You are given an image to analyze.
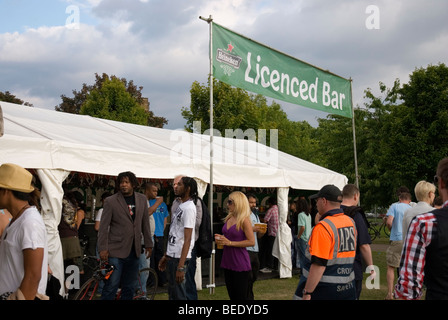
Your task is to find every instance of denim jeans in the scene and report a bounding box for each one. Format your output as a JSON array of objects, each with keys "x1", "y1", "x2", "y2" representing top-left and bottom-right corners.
[
  {"x1": 297, "y1": 238, "x2": 307, "y2": 270},
  {"x1": 185, "y1": 247, "x2": 197, "y2": 300},
  {"x1": 101, "y1": 250, "x2": 140, "y2": 300},
  {"x1": 166, "y1": 257, "x2": 189, "y2": 300},
  {"x1": 136, "y1": 253, "x2": 150, "y2": 294},
  {"x1": 291, "y1": 237, "x2": 300, "y2": 268}
]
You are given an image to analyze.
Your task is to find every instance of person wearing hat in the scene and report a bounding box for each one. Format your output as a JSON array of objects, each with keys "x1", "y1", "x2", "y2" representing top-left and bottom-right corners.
[
  {"x1": 293, "y1": 184, "x2": 357, "y2": 300},
  {"x1": 0, "y1": 163, "x2": 48, "y2": 300}
]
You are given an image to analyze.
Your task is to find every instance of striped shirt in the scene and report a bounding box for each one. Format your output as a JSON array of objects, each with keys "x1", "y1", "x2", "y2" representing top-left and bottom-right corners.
[
  {"x1": 394, "y1": 202, "x2": 446, "y2": 299},
  {"x1": 264, "y1": 205, "x2": 279, "y2": 236}
]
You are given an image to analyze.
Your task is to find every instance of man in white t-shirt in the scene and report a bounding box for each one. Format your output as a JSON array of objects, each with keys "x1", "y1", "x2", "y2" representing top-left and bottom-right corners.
[
  {"x1": 0, "y1": 163, "x2": 48, "y2": 300},
  {"x1": 159, "y1": 176, "x2": 197, "y2": 300}
]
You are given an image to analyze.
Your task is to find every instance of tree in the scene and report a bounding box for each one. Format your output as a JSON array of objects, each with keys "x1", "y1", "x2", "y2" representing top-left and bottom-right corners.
[
  {"x1": 0, "y1": 91, "x2": 33, "y2": 106},
  {"x1": 357, "y1": 79, "x2": 404, "y2": 208},
  {"x1": 80, "y1": 76, "x2": 148, "y2": 125},
  {"x1": 399, "y1": 63, "x2": 448, "y2": 176},
  {"x1": 55, "y1": 73, "x2": 167, "y2": 127},
  {"x1": 376, "y1": 64, "x2": 448, "y2": 194},
  {"x1": 181, "y1": 79, "x2": 318, "y2": 162},
  {"x1": 317, "y1": 63, "x2": 448, "y2": 210}
]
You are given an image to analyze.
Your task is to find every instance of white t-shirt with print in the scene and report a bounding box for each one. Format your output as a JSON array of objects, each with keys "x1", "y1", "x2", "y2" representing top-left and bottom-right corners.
[
  {"x1": 166, "y1": 199, "x2": 196, "y2": 259},
  {"x1": 0, "y1": 207, "x2": 48, "y2": 295}
]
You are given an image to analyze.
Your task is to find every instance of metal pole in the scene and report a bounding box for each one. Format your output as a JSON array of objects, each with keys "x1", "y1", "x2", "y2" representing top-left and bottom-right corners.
[
  {"x1": 199, "y1": 14, "x2": 215, "y2": 295},
  {"x1": 350, "y1": 79, "x2": 360, "y2": 190},
  {"x1": 0, "y1": 104, "x2": 4, "y2": 137}
]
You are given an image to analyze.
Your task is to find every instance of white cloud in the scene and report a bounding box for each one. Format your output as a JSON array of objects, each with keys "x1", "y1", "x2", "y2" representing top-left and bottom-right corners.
[{"x1": 0, "y1": 0, "x2": 447, "y2": 129}]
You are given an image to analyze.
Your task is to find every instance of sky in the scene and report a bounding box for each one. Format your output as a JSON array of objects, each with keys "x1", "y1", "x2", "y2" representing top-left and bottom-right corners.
[{"x1": 0, "y1": 0, "x2": 447, "y2": 129}]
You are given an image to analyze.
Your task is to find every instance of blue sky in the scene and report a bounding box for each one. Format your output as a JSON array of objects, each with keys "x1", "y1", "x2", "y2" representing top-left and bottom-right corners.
[
  {"x1": 0, "y1": 0, "x2": 96, "y2": 32},
  {"x1": 0, "y1": 1, "x2": 61, "y2": 32},
  {"x1": 1, "y1": 0, "x2": 447, "y2": 129}
]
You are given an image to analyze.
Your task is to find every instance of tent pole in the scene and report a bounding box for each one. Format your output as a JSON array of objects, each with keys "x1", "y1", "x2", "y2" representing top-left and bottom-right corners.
[
  {"x1": 208, "y1": 15, "x2": 215, "y2": 296},
  {"x1": 200, "y1": 14, "x2": 215, "y2": 295},
  {"x1": 0, "y1": 104, "x2": 4, "y2": 137}
]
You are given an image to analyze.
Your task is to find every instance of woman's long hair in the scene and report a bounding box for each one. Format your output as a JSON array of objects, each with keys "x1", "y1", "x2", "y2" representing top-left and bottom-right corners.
[
  {"x1": 296, "y1": 198, "x2": 310, "y2": 216},
  {"x1": 12, "y1": 188, "x2": 41, "y2": 211},
  {"x1": 224, "y1": 191, "x2": 251, "y2": 231}
]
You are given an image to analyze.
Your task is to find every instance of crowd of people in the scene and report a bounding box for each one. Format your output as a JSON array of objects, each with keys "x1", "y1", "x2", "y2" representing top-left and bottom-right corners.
[{"x1": 1, "y1": 157, "x2": 448, "y2": 300}]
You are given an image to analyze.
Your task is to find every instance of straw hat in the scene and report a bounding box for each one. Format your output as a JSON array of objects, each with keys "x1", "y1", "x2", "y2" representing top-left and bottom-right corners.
[{"x1": 0, "y1": 163, "x2": 34, "y2": 193}]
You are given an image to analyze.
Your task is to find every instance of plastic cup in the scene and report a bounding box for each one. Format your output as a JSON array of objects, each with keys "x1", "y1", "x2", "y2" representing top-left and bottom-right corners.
[
  {"x1": 215, "y1": 234, "x2": 224, "y2": 249},
  {"x1": 255, "y1": 223, "x2": 267, "y2": 233}
]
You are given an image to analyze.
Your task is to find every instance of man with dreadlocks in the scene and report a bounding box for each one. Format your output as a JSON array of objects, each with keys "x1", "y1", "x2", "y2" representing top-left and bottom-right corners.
[{"x1": 159, "y1": 176, "x2": 197, "y2": 300}]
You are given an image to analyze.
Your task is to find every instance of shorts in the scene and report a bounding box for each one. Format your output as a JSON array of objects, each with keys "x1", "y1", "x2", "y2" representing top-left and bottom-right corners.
[{"x1": 386, "y1": 240, "x2": 403, "y2": 268}]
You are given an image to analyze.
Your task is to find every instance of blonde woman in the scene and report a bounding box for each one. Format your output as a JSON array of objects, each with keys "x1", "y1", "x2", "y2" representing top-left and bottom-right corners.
[
  {"x1": 402, "y1": 180, "x2": 436, "y2": 238},
  {"x1": 215, "y1": 191, "x2": 255, "y2": 300}
]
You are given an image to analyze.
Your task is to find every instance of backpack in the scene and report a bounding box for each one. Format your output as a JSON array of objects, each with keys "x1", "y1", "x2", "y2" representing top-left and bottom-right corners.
[
  {"x1": 195, "y1": 198, "x2": 213, "y2": 259},
  {"x1": 343, "y1": 205, "x2": 370, "y2": 228}
]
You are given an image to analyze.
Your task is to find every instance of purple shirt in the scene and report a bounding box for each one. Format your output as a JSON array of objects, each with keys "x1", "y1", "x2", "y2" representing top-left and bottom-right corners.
[{"x1": 220, "y1": 223, "x2": 251, "y2": 272}]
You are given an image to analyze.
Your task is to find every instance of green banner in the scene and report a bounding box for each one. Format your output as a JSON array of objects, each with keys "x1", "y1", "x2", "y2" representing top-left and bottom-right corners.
[{"x1": 212, "y1": 23, "x2": 352, "y2": 118}]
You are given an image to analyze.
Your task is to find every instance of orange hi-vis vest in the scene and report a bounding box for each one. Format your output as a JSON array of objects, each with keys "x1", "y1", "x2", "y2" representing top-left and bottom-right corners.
[{"x1": 303, "y1": 211, "x2": 357, "y2": 285}]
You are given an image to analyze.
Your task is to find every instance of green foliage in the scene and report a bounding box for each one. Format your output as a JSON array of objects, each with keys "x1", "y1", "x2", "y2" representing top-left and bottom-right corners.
[
  {"x1": 321, "y1": 63, "x2": 448, "y2": 209},
  {"x1": 80, "y1": 76, "x2": 148, "y2": 125},
  {"x1": 0, "y1": 91, "x2": 33, "y2": 106},
  {"x1": 56, "y1": 73, "x2": 168, "y2": 127},
  {"x1": 181, "y1": 79, "x2": 319, "y2": 162}
]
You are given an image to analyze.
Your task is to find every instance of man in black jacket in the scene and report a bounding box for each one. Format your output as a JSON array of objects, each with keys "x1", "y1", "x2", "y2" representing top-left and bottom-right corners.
[{"x1": 341, "y1": 184, "x2": 375, "y2": 299}]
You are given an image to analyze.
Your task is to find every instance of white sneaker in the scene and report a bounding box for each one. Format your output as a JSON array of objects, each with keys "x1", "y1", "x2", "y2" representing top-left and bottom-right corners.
[{"x1": 260, "y1": 267, "x2": 272, "y2": 273}]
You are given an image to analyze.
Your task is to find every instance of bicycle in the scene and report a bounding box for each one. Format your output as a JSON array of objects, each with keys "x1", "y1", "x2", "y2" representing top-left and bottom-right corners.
[
  {"x1": 117, "y1": 267, "x2": 159, "y2": 300},
  {"x1": 73, "y1": 259, "x2": 158, "y2": 300},
  {"x1": 368, "y1": 214, "x2": 390, "y2": 241},
  {"x1": 73, "y1": 259, "x2": 114, "y2": 300}
]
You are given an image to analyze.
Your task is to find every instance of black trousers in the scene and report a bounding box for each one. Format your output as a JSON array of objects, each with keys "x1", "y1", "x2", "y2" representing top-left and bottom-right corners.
[
  {"x1": 248, "y1": 251, "x2": 260, "y2": 299},
  {"x1": 224, "y1": 268, "x2": 252, "y2": 300},
  {"x1": 150, "y1": 236, "x2": 167, "y2": 285},
  {"x1": 260, "y1": 234, "x2": 276, "y2": 269}
]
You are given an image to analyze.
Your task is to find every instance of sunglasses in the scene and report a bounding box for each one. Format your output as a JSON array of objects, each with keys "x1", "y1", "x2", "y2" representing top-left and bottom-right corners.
[{"x1": 227, "y1": 199, "x2": 234, "y2": 205}]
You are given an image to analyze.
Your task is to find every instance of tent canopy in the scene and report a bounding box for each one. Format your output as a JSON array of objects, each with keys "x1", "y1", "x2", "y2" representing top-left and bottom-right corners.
[
  {"x1": 0, "y1": 101, "x2": 347, "y2": 189},
  {"x1": 0, "y1": 101, "x2": 348, "y2": 287}
]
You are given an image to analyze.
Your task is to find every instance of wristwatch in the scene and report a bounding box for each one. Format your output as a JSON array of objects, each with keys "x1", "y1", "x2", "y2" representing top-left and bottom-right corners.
[
  {"x1": 177, "y1": 266, "x2": 186, "y2": 272},
  {"x1": 303, "y1": 289, "x2": 313, "y2": 296}
]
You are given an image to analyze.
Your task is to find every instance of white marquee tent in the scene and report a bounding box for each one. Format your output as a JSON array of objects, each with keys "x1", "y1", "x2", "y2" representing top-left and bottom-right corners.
[{"x1": 0, "y1": 101, "x2": 347, "y2": 296}]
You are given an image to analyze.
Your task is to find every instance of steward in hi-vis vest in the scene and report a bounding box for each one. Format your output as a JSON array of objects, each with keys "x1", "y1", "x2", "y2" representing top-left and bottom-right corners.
[{"x1": 294, "y1": 185, "x2": 357, "y2": 300}]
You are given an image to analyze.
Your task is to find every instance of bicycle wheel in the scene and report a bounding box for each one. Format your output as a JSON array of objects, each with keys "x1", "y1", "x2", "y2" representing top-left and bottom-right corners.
[
  {"x1": 368, "y1": 225, "x2": 378, "y2": 241},
  {"x1": 135, "y1": 267, "x2": 158, "y2": 300},
  {"x1": 73, "y1": 277, "x2": 100, "y2": 300},
  {"x1": 382, "y1": 223, "x2": 390, "y2": 237}
]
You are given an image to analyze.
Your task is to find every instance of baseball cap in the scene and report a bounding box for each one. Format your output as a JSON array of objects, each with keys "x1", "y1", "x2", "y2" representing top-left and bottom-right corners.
[{"x1": 309, "y1": 184, "x2": 342, "y2": 202}]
